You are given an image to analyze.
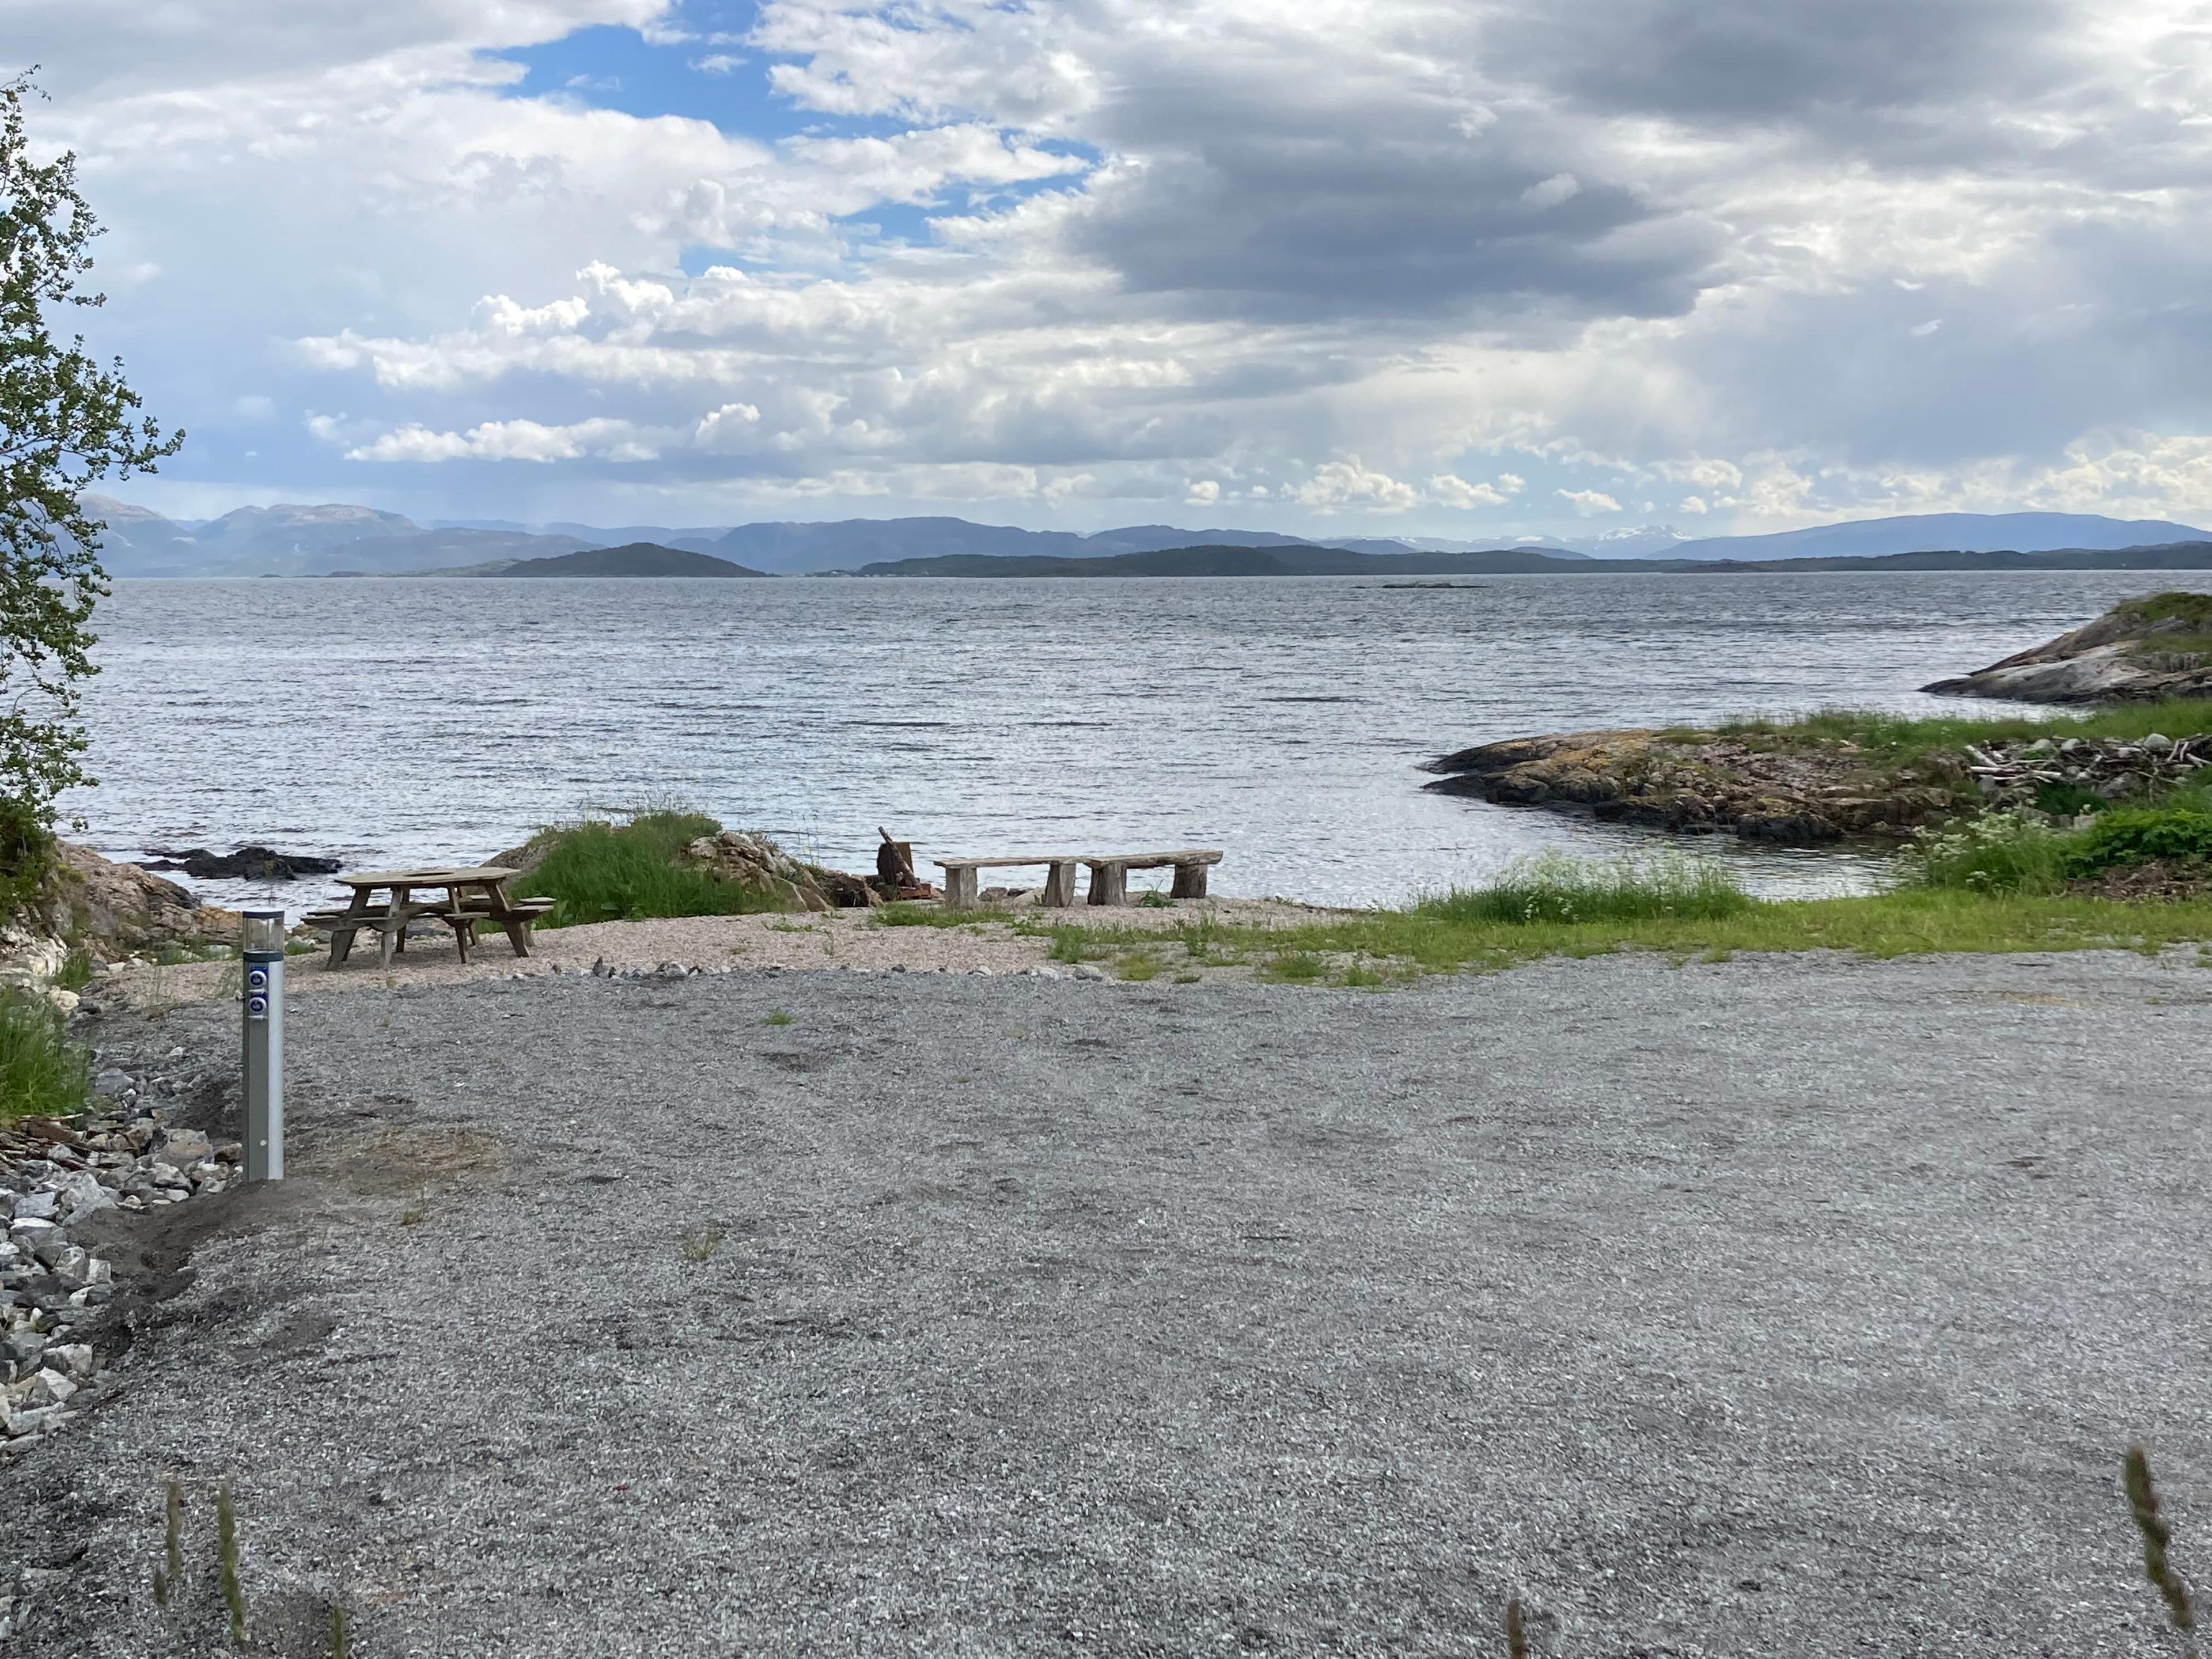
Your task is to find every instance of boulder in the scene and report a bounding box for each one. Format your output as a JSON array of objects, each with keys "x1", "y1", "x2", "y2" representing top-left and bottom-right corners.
[
  {"x1": 678, "y1": 832, "x2": 879, "y2": 910},
  {"x1": 35, "y1": 842, "x2": 240, "y2": 955}
]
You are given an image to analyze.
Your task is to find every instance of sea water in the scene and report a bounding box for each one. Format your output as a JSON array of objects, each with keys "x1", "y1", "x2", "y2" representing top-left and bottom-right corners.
[{"x1": 75, "y1": 570, "x2": 2212, "y2": 911}]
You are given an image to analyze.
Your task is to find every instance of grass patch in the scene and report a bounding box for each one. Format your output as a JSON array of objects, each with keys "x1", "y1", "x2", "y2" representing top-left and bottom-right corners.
[
  {"x1": 764, "y1": 1008, "x2": 793, "y2": 1027},
  {"x1": 1712, "y1": 699, "x2": 2212, "y2": 764},
  {"x1": 1042, "y1": 884, "x2": 2212, "y2": 981},
  {"x1": 1420, "y1": 850, "x2": 1751, "y2": 925},
  {"x1": 55, "y1": 949, "x2": 92, "y2": 990},
  {"x1": 0, "y1": 990, "x2": 91, "y2": 1120},
  {"x1": 514, "y1": 811, "x2": 787, "y2": 927},
  {"x1": 1113, "y1": 950, "x2": 1163, "y2": 981},
  {"x1": 2115, "y1": 591, "x2": 2212, "y2": 631}
]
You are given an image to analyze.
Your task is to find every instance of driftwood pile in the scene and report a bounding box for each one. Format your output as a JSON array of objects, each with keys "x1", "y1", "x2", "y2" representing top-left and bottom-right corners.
[{"x1": 1963, "y1": 732, "x2": 2212, "y2": 807}]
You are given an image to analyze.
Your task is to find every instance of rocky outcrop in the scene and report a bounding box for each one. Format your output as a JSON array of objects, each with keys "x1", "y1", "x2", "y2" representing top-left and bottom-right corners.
[
  {"x1": 1423, "y1": 729, "x2": 1969, "y2": 844},
  {"x1": 1925, "y1": 592, "x2": 2212, "y2": 703},
  {"x1": 141, "y1": 845, "x2": 339, "y2": 880},
  {"x1": 679, "y1": 831, "x2": 880, "y2": 910},
  {"x1": 30, "y1": 844, "x2": 240, "y2": 959}
]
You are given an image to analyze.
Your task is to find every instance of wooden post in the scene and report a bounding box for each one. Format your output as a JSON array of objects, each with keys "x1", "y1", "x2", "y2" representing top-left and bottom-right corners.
[
  {"x1": 1043, "y1": 861, "x2": 1076, "y2": 907},
  {"x1": 1171, "y1": 860, "x2": 1210, "y2": 899},
  {"x1": 1087, "y1": 862, "x2": 1128, "y2": 906},
  {"x1": 944, "y1": 865, "x2": 979, "y2": 910}
]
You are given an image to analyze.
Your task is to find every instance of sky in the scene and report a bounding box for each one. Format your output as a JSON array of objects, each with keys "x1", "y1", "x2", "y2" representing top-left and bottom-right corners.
[{"x1": 12, "y1": 0, "x2": 2212, "y2": 538}]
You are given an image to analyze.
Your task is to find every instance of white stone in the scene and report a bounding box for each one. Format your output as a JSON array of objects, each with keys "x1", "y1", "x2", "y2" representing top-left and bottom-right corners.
[
  {"x1": 46, "y1": 1171, "x2": 115, "y2": 1225},
  {"x1": 45, "y1": 1343, "x2": 92, "y2": 1381}
]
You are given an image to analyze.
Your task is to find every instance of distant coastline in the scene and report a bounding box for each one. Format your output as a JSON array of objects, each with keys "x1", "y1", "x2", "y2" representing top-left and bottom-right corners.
[{"x1": 851, "y1": 539, "x2": 2212, "y2": 579}]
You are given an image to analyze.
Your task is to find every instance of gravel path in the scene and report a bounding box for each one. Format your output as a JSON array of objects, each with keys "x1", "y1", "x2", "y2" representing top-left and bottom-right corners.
[
  {"x1": 11, "y1": 949, "x2": 2212, "y2": 1655},
  {"x1": 99, "y1": 896, "x2": 1337, "y2": 1010}
]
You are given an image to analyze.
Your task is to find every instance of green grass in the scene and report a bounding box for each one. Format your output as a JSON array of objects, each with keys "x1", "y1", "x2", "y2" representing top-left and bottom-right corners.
[
  {"x1": 1711, "y1": 699, "x2": 2212, "y2": 764},
  {"x1": 55, "y1": 948, "x2": 92, "y2": 990},
  {"x1": 764, "y1": 1008, "x2": 793, "y2": 1027},
  {"x1": 2115, "y1": 590, "x2": 2212, "y2": 630},
  {"x1": 1418, "y1": 850, "x2": 1751, "y2": 925},
  {"x1": 513, "y1": 811, "x2": 789, "y2": 927},
  {"x1": 0, "y1": 989, "x2": 92, "y2": 1121},
  {"x1": 1044, "y1": 886, "x2": 2212, "y2": 979},
  {"x1": 1113, "y1": 950, "x2": 1163, "y2": 981}
]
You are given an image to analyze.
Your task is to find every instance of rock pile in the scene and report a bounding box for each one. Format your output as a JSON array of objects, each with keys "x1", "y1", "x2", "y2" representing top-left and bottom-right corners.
[
  {"x1": 0, "y1": 1067, "x2": 236, "y2": 1445},
  {"x1": 1962, "y1": 732, "x2": 2212, "y2": 806},
  {"x1": 679, "y1": 832, "x2": 879, "y2": 910}
]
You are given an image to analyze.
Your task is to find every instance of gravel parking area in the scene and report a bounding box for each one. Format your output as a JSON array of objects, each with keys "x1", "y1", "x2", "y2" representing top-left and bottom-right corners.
[{"x1": 9, "y1": 949, "x2": 2212, "y2": 1655}]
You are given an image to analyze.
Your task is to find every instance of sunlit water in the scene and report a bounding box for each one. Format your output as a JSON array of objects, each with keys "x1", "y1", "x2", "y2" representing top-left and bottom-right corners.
[{"x1": 73, "y1": 571, "x2": 2212, "y2": 913}]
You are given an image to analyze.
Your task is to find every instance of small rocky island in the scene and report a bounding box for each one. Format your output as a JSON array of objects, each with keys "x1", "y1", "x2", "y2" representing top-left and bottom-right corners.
[
  {"x1": 1924, "y1": 590, "x2": 2212, "y2": 702},
  {"x1": 1426, "y1": 592, "x2": 2212, "y2": 845}
]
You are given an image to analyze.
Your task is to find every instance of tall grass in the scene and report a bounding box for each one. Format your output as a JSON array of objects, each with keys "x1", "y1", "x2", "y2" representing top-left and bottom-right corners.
[
  {"x1": 1419, "y1": 851, "x2": 1752, "y2": 925},
  {"x1": 513, "y1": 811, "x2": 786, "y2": 927},
  {"x1": 1713, "y1": 700, "x2": 2212, "y2": 763},
  {"x1": 0, "y1": 988, "x2": 90, "y2": 1121}
]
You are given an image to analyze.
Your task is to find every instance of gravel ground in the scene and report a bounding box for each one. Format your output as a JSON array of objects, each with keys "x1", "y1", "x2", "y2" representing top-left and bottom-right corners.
[
  {"x1": 10, "y1": 949, "x2": 2212, "y2": 1656},
  {"x1": 100, "y1": 896, "x2": 1336, "y2": 1010}
]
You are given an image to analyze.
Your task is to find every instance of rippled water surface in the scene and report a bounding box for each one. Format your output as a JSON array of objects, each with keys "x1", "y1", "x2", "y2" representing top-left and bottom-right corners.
[{"x1": 74, "y1": 571, "x2": 2212, "y2": 910}]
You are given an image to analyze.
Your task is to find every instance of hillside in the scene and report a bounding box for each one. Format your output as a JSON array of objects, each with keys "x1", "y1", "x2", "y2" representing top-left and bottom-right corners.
[
  {"x1": 470, "y1": 543, "x2": 767, "y2": 578},
  {"x1": 1660, "y1": 510, "x2": 2209, "y2": 563}
]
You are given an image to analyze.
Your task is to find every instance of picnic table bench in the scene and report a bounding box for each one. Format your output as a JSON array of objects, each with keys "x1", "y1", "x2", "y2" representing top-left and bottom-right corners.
[
  {"x1": 934, "y1": 849, "x2": 1223, "y2": 911},
  {"x1": 306, "y1": 866, "x2": 555, "y2": 968}
]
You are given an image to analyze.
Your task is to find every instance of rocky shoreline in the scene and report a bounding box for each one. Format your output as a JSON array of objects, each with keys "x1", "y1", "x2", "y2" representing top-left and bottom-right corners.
[
  {"x1": 1422, "y1": 728, "x2": 1969, "y2": 843},
  {"x1": 1926, "y1": 590, "x2": 2212, "y2": 703}
]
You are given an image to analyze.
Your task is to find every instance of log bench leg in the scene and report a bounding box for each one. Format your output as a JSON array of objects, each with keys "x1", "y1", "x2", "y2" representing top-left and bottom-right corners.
[
  {"x1": 944, "y1": 868, "x2": 979, "y2": 910},
  {"x1": 1171, "y1": 861, "x2": 1210, "y2": 900},
  {"x1": 1043, "y1": 861, "x2": 1076, "y2": 908},
  {"x1": 328, "y1": 926, "x2": 357, "y2": 967},
  {"x1": 1087, "y1": 862, "x2": 1128, "y2": 907},
  {"x1": 502, "y1": 919, "x2": 533, "y2": 958},
  {"x1": 449, "y1": 919, "x2": 474, "y2": 966}
]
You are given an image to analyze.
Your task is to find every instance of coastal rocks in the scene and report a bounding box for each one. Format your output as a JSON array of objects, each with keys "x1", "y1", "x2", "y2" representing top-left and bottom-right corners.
[
  {"x1": 1423, "y1": 729, "x2": 1968, "y2": 846},
  {"x1": 1925, "y1": 592, "x2": 2212, "y2": 703},
  {"x1": 678, "y1": 832, "x2": 880, "y2": 910},
  {"x1": 141, "y1": 845, "x2": 341, "y2": 881},
  {"x1": 24, "y1": 843, "x2": 240, "y2": 960},
  {"x1": 0, "y1": 1077, "x2": 241, "y2": 1446}
]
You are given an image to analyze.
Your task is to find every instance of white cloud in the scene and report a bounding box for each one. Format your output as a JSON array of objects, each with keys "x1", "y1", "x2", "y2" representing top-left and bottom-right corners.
[
  {"x1": 1428, "y1": 473, "x2": 1512, "y2": 509},
  {"x1": 1558, "y1": 488, "x2": 1623, "y2": 514},
  {"x1": 691, "y1": 54, "x2": 745, "y2": 75},
  {"x1": 1184, "y1": 479, "x2": 1221, "y2": 505},
  {"x1": 342, "y1": 417, "x2": 658, "y2": 463},
  {"x1": 1679, "y1": 494, "x2": 1709, "y2": 514},
  {"x1": 1910, "y1": 320, "x2": 1943, "y2": 338},
  {"x1": 1520, "y1": 172, "x2": 1581, "y2": 209},
  {"x1": 1292, "y1": 459, "x2": 1421, "y2": 513}
]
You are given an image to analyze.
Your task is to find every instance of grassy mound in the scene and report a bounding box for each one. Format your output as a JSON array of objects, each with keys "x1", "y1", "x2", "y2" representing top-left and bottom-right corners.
[
  {"x1": 0, "y1": 989, "x2": 90, "y2": 1122},
  {"x1": 1417, "y1": 851, "x2": 1752, "y2": 925},
  {"x1": 512, "y1": 812, "x2": 787, "y2": 927}
]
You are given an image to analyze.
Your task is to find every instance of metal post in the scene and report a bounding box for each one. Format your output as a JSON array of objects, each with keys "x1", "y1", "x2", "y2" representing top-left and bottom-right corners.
[{"x1": 240, "y1": 910, "x2": 285, "y2": 1181}]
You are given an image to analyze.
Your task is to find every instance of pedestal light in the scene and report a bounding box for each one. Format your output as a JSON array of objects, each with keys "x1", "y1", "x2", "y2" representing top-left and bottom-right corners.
[{"x1": 239, "y1": 910, "x2": 285, "y2": 1181}]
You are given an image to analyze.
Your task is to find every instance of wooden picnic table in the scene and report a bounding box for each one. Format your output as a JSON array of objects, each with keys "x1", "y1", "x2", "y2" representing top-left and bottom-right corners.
[{"x1": 310, "y1": 866, "x2": 553, "y2": 968}]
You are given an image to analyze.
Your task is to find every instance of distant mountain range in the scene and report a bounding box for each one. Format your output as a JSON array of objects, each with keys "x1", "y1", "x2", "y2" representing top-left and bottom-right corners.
[{"x1": 80, "y1": 497, "x2": 2212, "y2": 578}]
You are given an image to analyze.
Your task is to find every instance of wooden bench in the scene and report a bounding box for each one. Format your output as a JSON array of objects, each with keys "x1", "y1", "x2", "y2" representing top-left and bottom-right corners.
[{"x1": 934, "y1": 849, "x2": 1223, "y2": 911}]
